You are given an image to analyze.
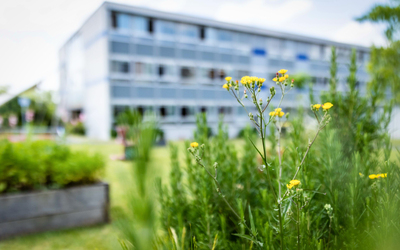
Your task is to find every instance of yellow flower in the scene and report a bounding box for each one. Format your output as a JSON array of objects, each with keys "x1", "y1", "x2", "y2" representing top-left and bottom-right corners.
[
  {"x1": 225, "y1": 76, "x2": 232, "y2": 81},
  {"x1": 251, "y1": 76, "x2": 258, "y2": 82},
  {"x1": 322, "y1": 102, "x2": 333, "y2": 110},
  {"x1": 369, "y1": 174, "x2": 377, "y2": 180},
  {"x1": 278, "y1": 69, "x2": 288, "y2": 74},
  {"x1": 278, "y1": 77, "x2": 285, "y2": 82},
  {"x1": 287, "y1": 184, "x2": 294, "y2": 189},
  {"x1": 285, "y1": 74, "x2": 289, "y2": 79},
  {"x1": 190, "y1": 142, "x2": 199, "y2": 148},
  {"x1": 269, "y1": 111, "x2": 276, "y2": 116},
  {"x1": 290, "y1": 180, "x2": 301, "y2": 186},
  {"x1": 259, "y1": 78, "x2": 266, "y2": 83},
  {"x1": 378, "y1": 173, "x2": 387, "y2": 178},
  {"x1": 277, "y1": 111, "x2": 285, "y2": 117},
  {"x1": 275, "y1": 108, "x2": 282, "y2": 112},
  {"x1": 222, "y1": 84, "x2": 229, "y2": 89},
  {"x1": 272, "y1": 77, "x2": 278, "y2": 82},
  {"x1": 313, "y1": 104, "x2": 321, "y2": 110}
]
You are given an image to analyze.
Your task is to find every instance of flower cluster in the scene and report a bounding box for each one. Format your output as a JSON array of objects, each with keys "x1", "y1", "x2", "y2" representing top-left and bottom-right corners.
[
  {"x1": 369, "y1": 173, "x2": 387, "y2": 179},
  {"x1": 272, "y1": 69, "x2": 294, "y2": 87},
  {"x1": 286, "y1": 179, "x2": 301, "y2": 189},
  {"x1": 269, "y1": 108, "x2": 285, "y2": 118},
  {"x1": 312, "y1": 102, "x2": 333, "y2": 111}
]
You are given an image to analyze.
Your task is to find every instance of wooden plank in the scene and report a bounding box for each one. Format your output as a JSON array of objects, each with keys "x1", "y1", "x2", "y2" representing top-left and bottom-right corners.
[
  {"x1": 0, "y1": 208, "x2": 106, "y2": 240},
  {"x1": 0, "y1": 183, "x2": 108, "y2": 223}
]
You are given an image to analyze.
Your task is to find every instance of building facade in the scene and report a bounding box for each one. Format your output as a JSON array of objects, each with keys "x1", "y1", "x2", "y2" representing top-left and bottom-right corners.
[{"x1": 59, "y1": 2, "x2": 371, "y2": 141}]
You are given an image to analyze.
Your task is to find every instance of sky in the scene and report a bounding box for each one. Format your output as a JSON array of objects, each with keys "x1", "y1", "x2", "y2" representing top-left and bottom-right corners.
[{"x1": 0, "y1": 0, "x2": 389, "y2": 94}]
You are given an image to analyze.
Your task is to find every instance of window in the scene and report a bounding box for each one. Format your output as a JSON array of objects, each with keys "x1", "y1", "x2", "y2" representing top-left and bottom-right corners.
[
  {"x1": 158, "y1": 64, "x2": 176, "y2": 77},
  {"x1": 180, "y1": 24, "x2": 199, "y2": 39},
  {"x1": 157, "y1": 20, "x2": 176, "y2": 35},
  {"x1": 181, "y1": 106, "x2": 195, "y2": 117},
  {"x1": 112, "y1": 86, "x2": 130, "y2": 98},
  {"x1": 111, "y1": 61, "x2": 130, "y2": 73},
  {"x1": 159, "y1": 106, "x2": 175, "y2": 117},
  {"x1": 133, "y1": 16, "x2": 148, "y2": 32},
  {"x1": 200, "y1": 106, "x2": 207, "y2": 113},
  {"x1": 114, "y1": 13, "x2": 132, "y2": 30},
  {"x1": 219, "y1": 107, "x2": 232, "y2": 115},
  {"x1": 181, "y1": 67, "x2": 195, "y2": 79},
  {"x1": 200, "y1": 68, "x2": 216, "y2": 80},
  {"x1": 218, "y1": 30, "x2": 233, "y2": 42},
  {"x1": 135, "y1": 62, "x2": 153, "y2": 76},
  {"x1": 219, "y1": 69, "x2": 226, "y2": 80}
]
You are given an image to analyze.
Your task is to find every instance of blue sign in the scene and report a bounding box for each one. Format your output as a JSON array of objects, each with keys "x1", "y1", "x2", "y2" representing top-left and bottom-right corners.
[
  {"x1": 297, "y1": 54, "x2": 309, "y2": 61},
  {"x1": 253, "y1": 48, "x2": 266, "y2": 56}
]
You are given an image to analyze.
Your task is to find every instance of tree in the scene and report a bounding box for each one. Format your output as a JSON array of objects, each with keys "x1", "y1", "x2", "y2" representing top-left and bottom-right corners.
[{"x1": 358, "y1": 1, "x2": 400, "y2": 103}]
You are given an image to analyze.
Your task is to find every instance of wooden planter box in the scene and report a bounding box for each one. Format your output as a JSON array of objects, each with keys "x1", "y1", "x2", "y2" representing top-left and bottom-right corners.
[{"x1": 0, "y1": 182, "x2": 109, "y2": 240}]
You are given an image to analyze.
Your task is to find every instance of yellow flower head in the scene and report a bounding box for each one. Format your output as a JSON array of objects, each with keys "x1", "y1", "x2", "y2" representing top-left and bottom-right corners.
[
  {"x1": 225, "y1": 76, "x2": 232, "y2": 81},
  {"x1": 190, "y1": 142, "x2": 199, "y2": 148},
  {"x1": 278, "y1": 69, "x2": 288, "y2": 74},
  {"x1": 277, "y1": 111, "x2": 285, "y2": 117},
  {"x1": 313, "y1": 104, "x2": 321, "y2": 111},
  {"x1": 378, "y1": 173, "x2": 387, "y2": 178},
  {"x1": 241, "y1": 76, "x2": 251, "y2": 85},
  {"x1": 272, "y1": 77, "x2": 278, "y2": 82},
  {"x1": 251, "y1": 76, "x2": 258, "y2": 82},
  {"x1": 259, "y1": 78, "x2": 266, "y2": 83},
  {"x1": 285, "y1": 74, "x2": 289, "y2": 79},
  {"x1": 322, "y1": 102, "x2": 333, "y2": 110},
  {"x1": 222, "y1": 84, "x2": 229, "y2": 90},
  {"x1": 278, "y1": 77, "x2": 285, "y2": 82},
  {"x1": 269, "y1": 111, "x2": 276, "y2": 117},
  {"x1": 275, "y1": 108, "x2": 282, "y2": 112},
  {"x1": 290, "y1": 180, "x2": 301, "y2": 186},
  {"x1": 369, "y1": 174, "x2": 377, "y2": 180},
  {"x1": 287, "y1": 184, "x2": 294, "y2": 189}
]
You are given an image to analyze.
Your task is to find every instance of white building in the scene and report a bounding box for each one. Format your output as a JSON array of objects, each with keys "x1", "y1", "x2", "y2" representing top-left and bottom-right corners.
[{"x1": 59, "y1": 2, "x2": 371, "y2": 141}]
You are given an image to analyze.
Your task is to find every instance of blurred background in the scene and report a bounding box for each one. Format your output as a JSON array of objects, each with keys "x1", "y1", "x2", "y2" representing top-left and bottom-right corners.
[{"x1": 1, "y1": 0, "x2": 400, "y2": 249}]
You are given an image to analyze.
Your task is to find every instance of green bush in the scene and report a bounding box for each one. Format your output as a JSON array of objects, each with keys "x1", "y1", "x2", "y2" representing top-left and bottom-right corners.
[{"x1": 0, "y1": 140, "x2": 104, "y2": 193}]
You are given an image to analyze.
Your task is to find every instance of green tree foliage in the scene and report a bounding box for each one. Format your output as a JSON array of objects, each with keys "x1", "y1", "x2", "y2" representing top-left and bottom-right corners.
[{"x1": 358, "y1": 1, "x2": 400, "y2": 103}]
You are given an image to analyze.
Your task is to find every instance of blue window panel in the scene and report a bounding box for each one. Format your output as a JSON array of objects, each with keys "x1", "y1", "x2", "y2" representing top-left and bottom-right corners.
[
  {"x1": 202, "y1": 52, "x2": 215, "y2": 61},
  {"x1": 181, "y1": 89, "x2": 197, "y2": 99},
  {"x1": 201, "y1": 90, "x2": 215, "y2": 100},
  {"x1": 160, "y1": 88, "x2": 177, "y2": 98},
  {"x1": 297, "y1": 54, "x2": 309, "y2": 61},
  {"x1": 220, "y1": 54, "x2": 232, "y2": 63},
  {"x1": 253, "y1": 48, "x2": 266, "y2": 56},
  {"x1": 112, "y1": 86, "x2": 131, "y2": 98},
  {"x1": 181, "y1": 49, "x2": 196, "y2": 59},
  {"x1": 159, "y1": 47, "x2": 176, "y2": 58},
  {"x1": 111, "y1": 41, "x2": 129, "y2": 54},
  {"x1": 237, "y1": 55, "x2": 250, "y2": 64},
  {"x1": 221, "y1": 90, "x2": 231, "y2": 99},
  {"x1": 136, "y1": 44, "x2": 153, "y2": 55},
  {"x1": 135, "y1": 87, "x2": 154, "y2": 98}
]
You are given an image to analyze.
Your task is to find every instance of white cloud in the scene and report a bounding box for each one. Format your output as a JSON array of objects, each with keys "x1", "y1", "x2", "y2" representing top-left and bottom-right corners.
[
  {"x1": 215, "y1": 0, "x2": 313, "y2": 27},
  {"x1": 332, "y1": 21, "x2": 387, "y2": 47}
]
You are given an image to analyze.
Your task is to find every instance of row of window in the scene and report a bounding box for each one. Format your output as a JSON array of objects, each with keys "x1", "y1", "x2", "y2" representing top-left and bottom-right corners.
[
  {"x1": 113, "y1": 105, "x2": 241, "y2": 119},
  {"x1": 110, "y1": 61, "x2": 250, "y2": 80},
  {"x1": 110, "y1": 86, "x2": 232, "y2": 99},
  {"x1": 110, "y1": 41, "x2": 251, "y2": 63},
  {"x1": 110, "y1": 12, "x2": 369, "y2": 62}
]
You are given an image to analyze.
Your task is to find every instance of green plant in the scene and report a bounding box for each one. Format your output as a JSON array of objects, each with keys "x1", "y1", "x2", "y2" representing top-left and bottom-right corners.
[{"x1": 0, "y1": 140, "x2": 104, "y2": 193}]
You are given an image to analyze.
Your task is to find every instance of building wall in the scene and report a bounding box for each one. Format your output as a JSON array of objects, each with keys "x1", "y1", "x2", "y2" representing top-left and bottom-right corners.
[{"x1": 60, "y1": 2, "x2": 400, "y2": 141}]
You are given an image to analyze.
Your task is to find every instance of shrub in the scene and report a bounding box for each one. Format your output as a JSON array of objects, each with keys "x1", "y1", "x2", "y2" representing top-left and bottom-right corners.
[{"x1": 0, "y1": 140, "x2": 104, "y2": 193}]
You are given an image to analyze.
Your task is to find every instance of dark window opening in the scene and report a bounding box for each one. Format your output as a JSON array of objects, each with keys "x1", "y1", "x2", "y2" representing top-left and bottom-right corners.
[
  {"x1": 148, "y1": 18, "x2": 154, "y2": 33},
  {"x1": 138, "y1": 106, "x2": 144, "y2": 116},
  {"x1": 200, "y1": 107, "x2": 207, "y2": 113},
  {"x1": 200, "y1": 26, "x2": 205, "y2": 40},
  {"x1": 111, "y1": 11, "x2": 117, "y2": 28},
  {"x1": 160, "y1": 106, "x2": 166, "y2": 117},
  {"x1": 181, "y1": 106, "x2": 188, "y2": 117},
  {"x1": 219, "y1": 70, "x2": 226, "y2": 80},
  {"x1": 159, "y1": 65, "x2": 164, "y2": 76},
  {"x1": 219, "y1": 107, "x2": 225, "y2": 114},
  {"x1": 181, "y1": 67, "x2": 194, "y2": 78},
  {"x1": 208, "y1": 69, "x2": 215, "y2": 79}
]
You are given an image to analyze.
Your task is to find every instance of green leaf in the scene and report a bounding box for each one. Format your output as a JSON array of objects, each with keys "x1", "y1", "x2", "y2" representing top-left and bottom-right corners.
[
  {"x1": 248, "y1": 205, "x2": 257, "y2": 237},
  {"x1": 232, "y1": 234, "x2": 264, "y2": 247},
  {"x1": 248, "y1": 136, "x2": 265, "y2": 163}
]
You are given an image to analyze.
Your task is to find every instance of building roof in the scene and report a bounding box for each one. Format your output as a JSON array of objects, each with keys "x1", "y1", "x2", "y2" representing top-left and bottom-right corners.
[{"x1": 0, "y1": 82, "x2": 39, "y2": 107}]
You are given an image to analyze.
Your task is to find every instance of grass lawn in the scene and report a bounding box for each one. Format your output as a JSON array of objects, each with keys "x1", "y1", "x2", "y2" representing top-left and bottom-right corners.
[{"x1": 0, "y1": 139, "x2": 178, "y2": 250}]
